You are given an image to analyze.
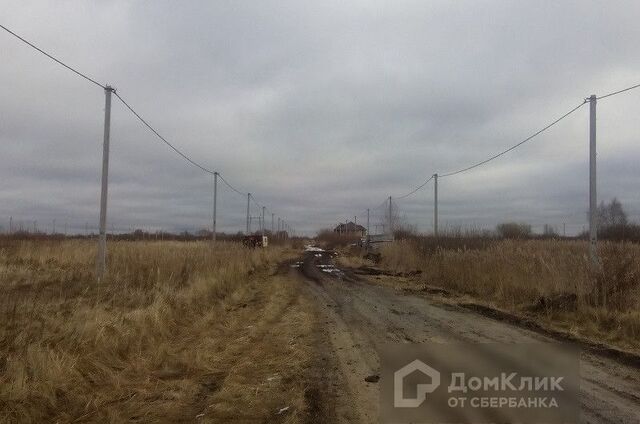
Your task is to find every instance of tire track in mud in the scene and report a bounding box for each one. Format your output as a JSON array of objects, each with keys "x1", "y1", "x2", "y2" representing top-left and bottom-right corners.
[{"x1": 297, "y1": 247, "x2": 640, "y2": 424}]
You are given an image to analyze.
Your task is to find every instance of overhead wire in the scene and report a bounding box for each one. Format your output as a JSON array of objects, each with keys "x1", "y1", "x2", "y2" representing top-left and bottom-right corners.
[
  {"x1": 439, "y1": 100, "x2": 587, "y2": 178},
  {"x1": 596, "y1": 82, "x2": 640, "y2": 100},
  {"x1": 218, "y1": 173, "x2": 246, "y2": 197},
  {"x1": 114, "y1": 92, "x2": 216, "y2": 175},
  {"x1": 5, "y1": 23, "x2": 639, "y2": 234},
  {"x1": 0, "y1": 23, "x2": 105, "y2": 89},
  {"x1": 0, "y1": 22, "x2": 282, "y2": 230},
  {"x1": 395, "y1": 175, "x2": 434, "y2": 200}
]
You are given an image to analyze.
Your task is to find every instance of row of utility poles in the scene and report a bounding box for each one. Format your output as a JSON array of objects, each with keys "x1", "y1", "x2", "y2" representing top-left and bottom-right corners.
[
  {"x1": 239, "y1": 193, "x2": 294, "y2": 237},
  {"x1": 364, "y1": 94, "x2": 599, "y2": 265},
  {"x1": 96, "y1": 86, "x2": 294, "y2": 279},
  {"x1": 18, "y1": 86, "x2": 601, "y2": 282}
]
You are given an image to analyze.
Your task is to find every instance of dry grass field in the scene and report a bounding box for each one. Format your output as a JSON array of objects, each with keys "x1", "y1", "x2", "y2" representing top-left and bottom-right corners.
[
  {"x1": 0, "y1": 239, "x2": 315, "y2": 423},
  {"x1": 374, "y1": 239, "x2": 640, "y2": 351}
]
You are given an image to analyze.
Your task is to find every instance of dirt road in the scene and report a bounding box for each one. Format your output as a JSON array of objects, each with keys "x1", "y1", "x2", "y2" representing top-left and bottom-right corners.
[{"x1": 297, "y1": 248, "x2": 640, "y2": 423}]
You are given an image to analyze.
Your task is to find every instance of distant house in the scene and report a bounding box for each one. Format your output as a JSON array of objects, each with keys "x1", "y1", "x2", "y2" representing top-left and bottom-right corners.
[{"x1": 334, "y1": 221, "x2": 366, "y2": 236}]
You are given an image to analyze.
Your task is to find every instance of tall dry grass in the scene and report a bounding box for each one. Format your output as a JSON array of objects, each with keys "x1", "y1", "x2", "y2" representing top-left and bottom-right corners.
[
  {"x1": 379, "y1": 239, "x2": 640, "y2": 349},
  {"x1": 0, "y1": 240, "x2": 308, "y2": 422}
]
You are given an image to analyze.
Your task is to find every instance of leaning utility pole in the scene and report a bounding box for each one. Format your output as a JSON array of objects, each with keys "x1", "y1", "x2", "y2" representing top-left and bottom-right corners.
[
  {"x1": 212, "y1": 172, "x2": 218, "y2": 243},
  {"x1": 97, "y1": 85, "x2": 114, "y2": 280},
  {"x1": 246, "y1": 193, "x2": 251, "y2": 234},
  {"x1": 434, "y1": 173, "x2": 439, "y2": 237},
  {"x1": 588, "y1": 94, "x2": 598, "y2": 265}
]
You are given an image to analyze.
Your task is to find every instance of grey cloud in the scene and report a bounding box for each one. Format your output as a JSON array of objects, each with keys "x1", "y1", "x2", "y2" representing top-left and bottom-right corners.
[{"x1": 1, "y1": 0, "x2": 639, "y2": 236}]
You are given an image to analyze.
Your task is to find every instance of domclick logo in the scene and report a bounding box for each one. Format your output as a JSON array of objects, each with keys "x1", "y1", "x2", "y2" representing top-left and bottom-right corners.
[
  {"x1": 380, "y1": 343, "x2": 579, "y2": 424},
  {"x1": 394, "y1": 359, "x2": 440, "y2": 407}
]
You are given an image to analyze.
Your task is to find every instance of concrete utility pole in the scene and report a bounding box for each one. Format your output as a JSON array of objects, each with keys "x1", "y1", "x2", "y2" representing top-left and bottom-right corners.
[
  {"x1": 277, "y1": 217, "x2": 281, "y2": 238},
  {"x1": 212, "y1": 172, "x2": 218, "y2": 243},
  {"x1": 388, "y1": 196, "x2": 393, "y2": 237},
  {"x1": 52, "y1": 218, "x2": 55, "y2": 234},
  {"x1": 261, "y1": 206, "x2": 266, "y2": 236},
  {"x1": 354, "y1": 216, "x2": 357, "y2": 226},
  {"x1": 434, "y1": 173, "x2": 439, "y2": 237},
  {"x1": 366, "y1": 208, "x2": 370, "y2": 249},
  {"x1": 246, "y1": 193, "x2": 251, "y2": 234},
  {"x1": 271, "y1": 213, "x2": 274, "y2": 234},
  {"x1": 97, "y1": 85, "x2": 113, "y2": 280},
  {"x1": 588, "y1": 94, "x2": 598, "y2": 265},
  {"x1": 9, "y1": 216, "x2": 12, "y2": 234}
]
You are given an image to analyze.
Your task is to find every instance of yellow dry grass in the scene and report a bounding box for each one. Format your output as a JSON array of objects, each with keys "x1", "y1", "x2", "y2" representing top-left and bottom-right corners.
[
  {"x1": 379, "y1": 239, "x2": 640, "y2": 350},
  {"x1": 0, "y1": 239, "x2": 314, "y2": 423},
  {"x1": 335, "y1": 253, "x2": 374, "y2": 269}
]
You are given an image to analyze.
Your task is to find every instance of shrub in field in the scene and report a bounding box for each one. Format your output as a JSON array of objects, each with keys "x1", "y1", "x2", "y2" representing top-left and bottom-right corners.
[
  {"x1": 598, "y1": 223, "x2": 640, "y2": 243},
  {"x1": 496, "y1": 222, "x2": 532, "y2": 239}
]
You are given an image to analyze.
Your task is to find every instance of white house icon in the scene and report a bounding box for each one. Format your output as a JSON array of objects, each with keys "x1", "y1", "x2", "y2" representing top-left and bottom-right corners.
[{"x1": 394, "y1": 359, "x2": 441, "y2": 408}]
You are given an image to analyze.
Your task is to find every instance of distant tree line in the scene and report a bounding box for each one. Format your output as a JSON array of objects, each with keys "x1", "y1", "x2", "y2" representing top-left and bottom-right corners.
[
  {"x1": 383, "y1": 198, "x2": 639, "y2": 243},
  {"x1": 495, "y1": 198, "x2": 639, "y2": 242}
]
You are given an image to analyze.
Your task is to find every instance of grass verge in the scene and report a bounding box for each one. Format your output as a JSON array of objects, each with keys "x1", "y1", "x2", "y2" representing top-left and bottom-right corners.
[
  {"x1": 0, "y1": 240, "x2": 314, "y2": 423},
  {"x1": 354, "y1": 239, "x2": 640, "y2": 352}
]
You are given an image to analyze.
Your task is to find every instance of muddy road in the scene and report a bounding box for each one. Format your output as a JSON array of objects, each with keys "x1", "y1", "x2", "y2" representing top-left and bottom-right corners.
[{"x1": 296, "y1": 248, "x2": 640, "y2": 423}]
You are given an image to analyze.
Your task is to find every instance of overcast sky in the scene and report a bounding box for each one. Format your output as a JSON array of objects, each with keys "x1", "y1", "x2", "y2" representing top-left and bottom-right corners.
[{"x1": 1, "y1": 1, "x2": 639, "y2": 236}]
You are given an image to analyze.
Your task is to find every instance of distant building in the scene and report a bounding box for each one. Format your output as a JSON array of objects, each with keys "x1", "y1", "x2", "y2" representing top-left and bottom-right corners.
[{"x1": 334, "y1": 221, "x2": 366, "y2": 236}]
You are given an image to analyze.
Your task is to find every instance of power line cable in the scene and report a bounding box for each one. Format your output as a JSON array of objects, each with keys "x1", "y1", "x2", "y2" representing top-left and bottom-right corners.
[
  {"x1": 396, "y1": 175, "x2": 434, "y2": 200},
  {"x1": 375, "y1": 198, "x2": 389, "y2": 210},
  {"x1": 218, "y1": 174, "x2": 246, "y2": 197},
  {"x1": 117, "y1": 91, "x2": 283, "y2": 227},
  {"x1": 0, "y1": 23, "x2": 286, "y2": 230},
  {"x1": 117, "y1": 92, "x2": 279, "y2": 220},
  {"x1": 596, "y1": 82, "x2": 640, "y2": 100},
  {"x1": 439, "y1": 100, "x2": 586, "y2": 178},
  {"x1": 0, "y1": 23, "x2": 105, "y2": 89},
  {"x1": 114, "y1": 92, "x2": 215, "y2": 175}
]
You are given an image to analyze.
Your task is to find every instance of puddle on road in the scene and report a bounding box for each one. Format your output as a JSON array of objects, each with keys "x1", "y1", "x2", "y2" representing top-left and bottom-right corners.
[
  {"x1": 304, "y1": 245, "x2": 325, "y2": 252},
  {"x1": 316, "y1": 263, "x2": 345, "y2": 277},
  {"x1": 302, "y1": 245, "x2": 345, "y2": 277}
]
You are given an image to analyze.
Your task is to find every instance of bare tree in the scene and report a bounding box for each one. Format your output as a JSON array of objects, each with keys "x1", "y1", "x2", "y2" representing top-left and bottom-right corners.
[
  {"x1": 383, "y1": 201, "x2": 417, "y2": 237},
  {"x1": 596, "y1": 198, "x2": 628, "y2": 228}
]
